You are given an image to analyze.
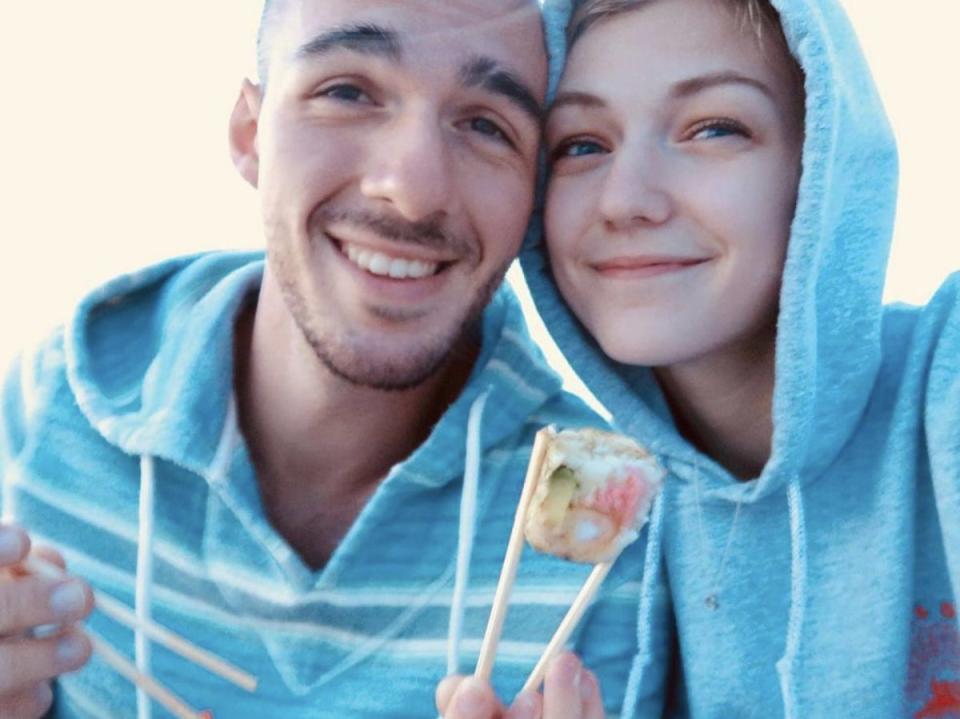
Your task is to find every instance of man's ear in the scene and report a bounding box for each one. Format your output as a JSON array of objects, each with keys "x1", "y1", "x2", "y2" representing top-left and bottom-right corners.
[{"x1": 229, "y1": 79, "x2": 263, "y2": 188}]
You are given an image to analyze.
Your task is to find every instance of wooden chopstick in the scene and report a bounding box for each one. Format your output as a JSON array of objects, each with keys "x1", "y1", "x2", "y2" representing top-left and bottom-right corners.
[
  {"x1": 474, "y1": 427, "x2": 553, "y2": 680},
  {"x1": 519, "y1": 561, "x2": 614, "y2": 695},
  {"x1": 25, "y1": 556, "x2": 258, "y2": 692},
  {"x1": 88, "y1": 633, "x2": 205, "y2": 719},
  {"x1": 92, "y1": 591, "x2": 258, "y2": 692}
]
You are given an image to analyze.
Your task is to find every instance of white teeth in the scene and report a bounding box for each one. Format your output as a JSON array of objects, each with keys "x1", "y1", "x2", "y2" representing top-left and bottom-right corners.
[
  {"x1": 369, "y1": 253, "x2": 391, "y2": 275},
  {"x1": 341, "y1": 242, "x2": 439, "y2": 279}
]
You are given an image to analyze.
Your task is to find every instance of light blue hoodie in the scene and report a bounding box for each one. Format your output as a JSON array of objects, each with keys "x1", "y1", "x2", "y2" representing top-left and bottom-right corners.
[
  {"x1": 523, "y1": 0, "x2": 960, "y2": 716},
  {"x1": 0, "y1": 252, "x2": 648, "y2": 717}
]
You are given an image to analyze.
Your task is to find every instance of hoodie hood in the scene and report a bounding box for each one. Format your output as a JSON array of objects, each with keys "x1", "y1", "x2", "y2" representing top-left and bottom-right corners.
[
  {"x1": 523, "y1": 0, "x2": 899, "y2": 502},
  {"x1": 66, "y1": 251, "x2": 569, "y2": 489}
]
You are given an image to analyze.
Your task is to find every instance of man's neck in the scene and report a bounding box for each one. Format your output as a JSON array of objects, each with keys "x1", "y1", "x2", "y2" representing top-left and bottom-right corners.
[
  {"x1": 233, "y1": 278, "x2": 478, "y2": 568},
  {"x1": 654, "y1": 328, "x2": 777, "y2": 481}
]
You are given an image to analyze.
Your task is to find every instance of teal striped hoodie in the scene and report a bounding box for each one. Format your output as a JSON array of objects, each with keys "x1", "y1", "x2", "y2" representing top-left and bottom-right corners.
[{"x1": 0, "y1": 252, "x2": 646, "y2": 717}]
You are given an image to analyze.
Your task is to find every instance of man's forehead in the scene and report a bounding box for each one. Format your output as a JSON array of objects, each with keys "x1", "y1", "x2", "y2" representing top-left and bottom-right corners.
[{"x1": 274, "y1": 0, "x2": 544, "y2": 66}]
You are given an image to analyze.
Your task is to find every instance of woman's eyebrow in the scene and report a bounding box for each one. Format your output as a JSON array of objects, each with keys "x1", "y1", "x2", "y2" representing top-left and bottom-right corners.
[
  {"x1": 549, "y1": 91, "x2": 607, "y2": 112},
  {"x1": 671, "y1": 71, "x2": 775, "y2": 101}
]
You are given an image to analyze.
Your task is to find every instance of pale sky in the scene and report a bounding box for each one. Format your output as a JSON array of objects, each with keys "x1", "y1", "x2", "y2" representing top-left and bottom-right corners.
[{"x1": 1, "y1": 2, "x2": 958, "y2": 374}]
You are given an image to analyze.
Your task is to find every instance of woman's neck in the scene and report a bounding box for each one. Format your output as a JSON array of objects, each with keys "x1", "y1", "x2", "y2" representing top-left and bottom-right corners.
[{"x1": 654, "y1": 327, "x2": 777, "y2": 480}]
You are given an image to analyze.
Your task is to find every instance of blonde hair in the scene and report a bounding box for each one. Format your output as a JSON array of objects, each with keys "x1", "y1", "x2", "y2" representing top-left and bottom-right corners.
[
  {"x1": 568, "y1": 0, "x2": 789, "y2": 51},
  {"x1": 566, "y1": 0, "x2": 805, "y2": 122}
]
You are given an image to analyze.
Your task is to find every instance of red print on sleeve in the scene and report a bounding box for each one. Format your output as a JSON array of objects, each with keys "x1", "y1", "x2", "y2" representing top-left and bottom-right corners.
[{"x1": 909, "y1": 603, "x2": 960, "y2": 718}]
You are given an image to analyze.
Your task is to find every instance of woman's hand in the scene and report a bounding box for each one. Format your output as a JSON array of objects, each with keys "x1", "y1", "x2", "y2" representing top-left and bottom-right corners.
[{"x1": 436, "y1": 652, "x2": 606, "y2": 719}]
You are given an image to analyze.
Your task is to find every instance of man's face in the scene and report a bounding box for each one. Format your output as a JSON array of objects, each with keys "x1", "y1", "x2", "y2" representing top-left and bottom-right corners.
[{"x1": 240, "y1": 0, "x2": 546, "y2": 390}]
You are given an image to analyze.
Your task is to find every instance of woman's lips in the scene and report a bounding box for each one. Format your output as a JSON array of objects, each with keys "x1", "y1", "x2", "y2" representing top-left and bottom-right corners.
[{"x1": 591, "y1": 256, "x2": 710, "y2": 278}]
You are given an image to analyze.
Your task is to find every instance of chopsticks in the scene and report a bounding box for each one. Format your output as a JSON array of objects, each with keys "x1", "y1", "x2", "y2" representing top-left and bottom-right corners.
[
  {"x1": 519, "y1": 561, "x2": 613, "y2": 694},
  {"x1": 473, "y1": 427, "x2": 620, "y2": 694},
  {"x1": 474, "y1": 427, "x2": 552, "y2": 680},
  {"x1": 25, "y1": 555, "x2": 257, "y2": 716}
]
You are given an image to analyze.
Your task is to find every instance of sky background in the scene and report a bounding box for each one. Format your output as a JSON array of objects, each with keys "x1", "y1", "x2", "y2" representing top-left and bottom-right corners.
[{"x1": 1, "y1": 2, "x2": 958, "y2": 377}]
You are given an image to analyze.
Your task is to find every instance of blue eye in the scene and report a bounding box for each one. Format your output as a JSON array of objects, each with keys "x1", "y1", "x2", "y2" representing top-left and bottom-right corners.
[
  {"x1": 691, "y1": 121, "x2": 749, "y2": 140},
  {"x1": 553, "y1": 140, "x2": 605, "y2": 159}
]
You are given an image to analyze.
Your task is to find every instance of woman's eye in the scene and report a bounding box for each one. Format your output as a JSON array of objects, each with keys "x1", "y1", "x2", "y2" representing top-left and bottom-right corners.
[
  {"x1": 689, "y1": 120, "x2": 750, "y2": 141},
  {"x1": 553, "y1": 139, "x2": 605, "y2": 160},
  {"x1": 317, "y1": 83, "x2": 369, "y2": 103}
]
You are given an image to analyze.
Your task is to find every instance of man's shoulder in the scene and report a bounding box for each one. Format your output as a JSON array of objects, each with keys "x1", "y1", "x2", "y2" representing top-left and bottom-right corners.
[{"x1": 1, "y1": 326, "x2": 72, "y2": 465}]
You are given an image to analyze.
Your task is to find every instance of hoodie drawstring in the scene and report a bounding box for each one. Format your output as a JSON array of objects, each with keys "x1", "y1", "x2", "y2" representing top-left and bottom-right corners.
[
  {"x1": 776, "y1": 480, "x2": 808, "y2": 719},
  {"x1": 620, "y1": 487, "x2": 667, "y2": 718},
  {"x1": 446, "y1": 390, "x2": 491, "y2": 675},
  {"x1": 135, "y1": 455, "x2": 157, "y2": 719}
]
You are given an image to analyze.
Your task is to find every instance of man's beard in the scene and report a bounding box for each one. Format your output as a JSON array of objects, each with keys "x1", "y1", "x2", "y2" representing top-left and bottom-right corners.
[{"x1": 271, "y1": 207, "x2": 511, "y2": 392}]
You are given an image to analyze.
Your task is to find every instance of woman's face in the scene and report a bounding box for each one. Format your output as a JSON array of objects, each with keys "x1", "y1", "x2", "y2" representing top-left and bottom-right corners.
[{"x1": 544, "y1": 0, "x2": 803, "y2": 368}]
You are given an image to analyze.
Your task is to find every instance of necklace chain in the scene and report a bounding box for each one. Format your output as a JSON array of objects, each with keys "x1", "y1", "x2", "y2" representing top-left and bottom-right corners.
[{"x1": 691, "y1": 455, "x2": 745, "y2": 611}]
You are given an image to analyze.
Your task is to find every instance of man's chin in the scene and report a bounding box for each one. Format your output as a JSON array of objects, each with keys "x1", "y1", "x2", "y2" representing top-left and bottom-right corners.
[
  {"x1": 317, "y1": 352, "x2": 449, "y2": 392},
  {"x1": 300, "y1": 329, "x2": 460, "y2": 392}
]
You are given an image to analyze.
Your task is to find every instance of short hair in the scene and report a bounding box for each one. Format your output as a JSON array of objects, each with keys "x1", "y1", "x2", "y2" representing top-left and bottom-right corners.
[
  {"x1": 256, "y1": 0, "x2": 282, "y2": 86},
  {"x1": 255, "y1": 0, "x2": 544, "y2": 88},
  {"x1": 568, "y1": 0, "x2": 790, "y2": 52}
]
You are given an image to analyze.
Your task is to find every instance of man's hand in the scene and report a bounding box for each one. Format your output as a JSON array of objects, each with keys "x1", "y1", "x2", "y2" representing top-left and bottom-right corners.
[
  {"x1": 0, "y1": 524, "x2": 94, "y2": 718},
  {"x1": 436, "y1": 652, "x2": 606, "y2": 719}
]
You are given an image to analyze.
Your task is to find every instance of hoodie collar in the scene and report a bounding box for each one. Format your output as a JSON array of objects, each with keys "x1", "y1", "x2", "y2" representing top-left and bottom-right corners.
[{"x1": 65, "y1": 251, "x2": 563, "y2": 486}]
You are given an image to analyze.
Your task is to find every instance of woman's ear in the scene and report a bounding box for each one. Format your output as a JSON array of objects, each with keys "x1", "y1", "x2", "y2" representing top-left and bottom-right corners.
[{"x1": 229, "y1": 79, "x2": 263, "y2": 188}]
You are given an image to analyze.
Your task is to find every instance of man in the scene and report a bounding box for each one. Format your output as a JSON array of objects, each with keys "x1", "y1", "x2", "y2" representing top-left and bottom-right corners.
[{"x1": 0, "y1": 1, "x2": 644, "y2": 716}]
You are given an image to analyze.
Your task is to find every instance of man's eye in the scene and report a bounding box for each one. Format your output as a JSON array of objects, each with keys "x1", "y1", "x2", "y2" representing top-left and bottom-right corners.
[
  {"x1": 552, "y1": 139, "x2": 605, "y2": 160},
  {"x1": 317, "y1": 84, "x2": 369, "y2": 103},
  {"x1": 469, "y1": 117, "x2": 509, "y2": 142}
]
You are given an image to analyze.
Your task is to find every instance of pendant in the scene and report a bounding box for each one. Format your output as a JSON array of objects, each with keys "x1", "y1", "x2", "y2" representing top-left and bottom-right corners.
[{"x1": 704, "y1": 594, "x2": 719, "y2": 611}]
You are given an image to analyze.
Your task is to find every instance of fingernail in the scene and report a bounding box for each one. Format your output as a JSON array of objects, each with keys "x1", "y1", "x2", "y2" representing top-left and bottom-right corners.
[
  {"x1": 57, "y1": 634, "x2": 87, "y2": 666},
  {"x1": 511, "y1": 692, "x2": 539, "y2": 719},
  {"x1": 0, "y1": 527, "x2": 24, "y2": 562},
  {"x1": 49, "y1": 581, "x2": 87, "y2": 617},
  {"x1": 553, "y1": 652, "x2": 581, "y2": 687},
  {"x1": 580, "y1": 670, "x2": 598, "y2": 702},
  {"x1": 452, "y1": 678, "x2": 489, "y2": 714}
]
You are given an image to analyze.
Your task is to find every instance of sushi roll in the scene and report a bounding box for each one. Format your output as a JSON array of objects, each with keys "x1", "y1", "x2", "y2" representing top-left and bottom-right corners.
[{"x1": 524, "y1": 428, "x2": 664, "y2": 563}]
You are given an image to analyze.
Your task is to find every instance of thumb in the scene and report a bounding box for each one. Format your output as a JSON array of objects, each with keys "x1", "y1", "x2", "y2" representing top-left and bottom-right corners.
[
  {"x1": 444, "y1": 677, "x2": 503, "y2": 719},
  {"x1": 437, "y1": 675, "x2": 468, "y2": 716}
]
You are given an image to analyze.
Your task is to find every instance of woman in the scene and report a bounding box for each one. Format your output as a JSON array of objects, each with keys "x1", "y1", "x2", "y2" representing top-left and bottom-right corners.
[{"x1": 442, "y1": 0, "x2": 959, "y2": 716}]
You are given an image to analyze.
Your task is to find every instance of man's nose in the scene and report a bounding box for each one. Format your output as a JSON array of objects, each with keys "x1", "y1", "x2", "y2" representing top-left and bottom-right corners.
[
  {"x1": 360, "y1": 110, "x2": 455, "y2": 223},
  {"x1": 598, "y1": 142, "x2": 673, "y2": 231}
]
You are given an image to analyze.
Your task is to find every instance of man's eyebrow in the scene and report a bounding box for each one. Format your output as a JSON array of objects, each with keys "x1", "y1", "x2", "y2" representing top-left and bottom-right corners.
[
  {"x1": 549, "y1": 91, "x2": 607, "y2": 113},
  {"x1": 294, "y1": 23, "x2": 401, "y2": 61},
  {"x1": 459, "y1": 56, "x2": 543, "y2": 123},
  {"x1": 672, "y1": 71, "x2": 775, "y2": 100}
]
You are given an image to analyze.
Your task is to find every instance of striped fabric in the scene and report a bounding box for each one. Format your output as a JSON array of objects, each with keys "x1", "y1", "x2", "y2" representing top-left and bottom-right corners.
[{"x1": 1, "y1": 252, "x2": 646, "y2": 718}]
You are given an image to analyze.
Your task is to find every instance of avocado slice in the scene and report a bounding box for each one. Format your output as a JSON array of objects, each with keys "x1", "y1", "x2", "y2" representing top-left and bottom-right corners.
[{"x1": 542, "y1": 466, "x2": 579, "y2": 525}]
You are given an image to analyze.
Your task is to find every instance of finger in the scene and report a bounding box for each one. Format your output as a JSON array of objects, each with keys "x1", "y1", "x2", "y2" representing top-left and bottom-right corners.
[
  {"x1": 31, "y1": 546, "x2": 67, "y2": 572},
  {"x1": 0, "y1": 526, "x2": 30, "y2": 569},
  {"x1": 505, "y1": 690, "x2": 542, "y2": 719},
  {"x1": 0, "y1": 682, "x2": 54, "y2": 719},
  {"x1": 0, "y1": 575, "x2": 93, "y2": 635},
  {"x1": 444, "y1": 676, "x2": 503, "y2": 719},
  {"x1": 9, "y1": 546, "x2": 66, "y2": 581},
  {"x1": 0, "y1": 628, "x2": 91, "y2": 693},
  {"x1": 437, "y1": 675, "x2": 468, "y2": 715},
  {"x1": 541, "y1": 653, "x2": 584, "y2": 719},
  {"x1": 579, "y1": 670, "x2": 605, "y2": 719}
]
